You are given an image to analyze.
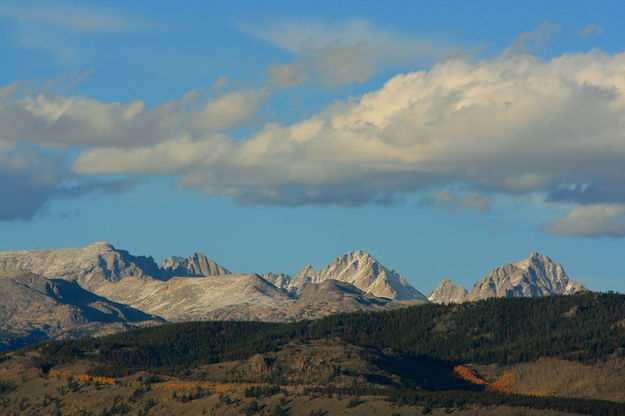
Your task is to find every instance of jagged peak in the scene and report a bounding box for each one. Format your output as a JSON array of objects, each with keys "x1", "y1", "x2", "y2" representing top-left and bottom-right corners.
[
  {"x1": 527, "y1": 252, "x2": 551, "y2": 261},
  {"x1": 346, "y1": 249, "x2": 373, "y2": 258},
  {"x1": 330, "y1": 250, "x2": 379, "y2": 266},
  {"x1": 295, "y1": 264, "x2": 317, "y2": 275},
  {"x1": 433, "y1": 277, "x2": 465, "y2": 289}
]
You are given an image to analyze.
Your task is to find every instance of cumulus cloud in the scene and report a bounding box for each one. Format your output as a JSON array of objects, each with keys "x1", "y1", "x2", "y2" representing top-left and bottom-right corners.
[
  {"x1": 0, "y1": 85, "x2": 263, "y2": 147},
  {"x1": 191, "y1": 90, "x2": 266, "y2": 131},
  {"x1": 548, "y1": 204, "x2": 625, "y2": 237},
  {"x1": 245, "y1": 19, "x2": 466, "y2": 87},
  {"x1": 6, "y1": 46, "x2": 625, "y2": 236},
  {"x1": 70, "y1": 50, "x2": 625, "y2": 215}
]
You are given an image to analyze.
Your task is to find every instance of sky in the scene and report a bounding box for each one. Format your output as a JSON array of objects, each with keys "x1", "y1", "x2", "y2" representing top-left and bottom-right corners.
[{"x1": 1, "y1": 0, "x2": 624, "y2": 294}]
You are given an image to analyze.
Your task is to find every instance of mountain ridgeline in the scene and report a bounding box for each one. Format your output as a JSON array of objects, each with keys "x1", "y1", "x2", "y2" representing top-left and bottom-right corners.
[{"x1": 0, "y1": 242, "x2": 588, "y2": 351}]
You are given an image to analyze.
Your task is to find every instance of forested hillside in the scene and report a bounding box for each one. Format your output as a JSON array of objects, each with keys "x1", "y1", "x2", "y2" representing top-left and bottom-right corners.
[
  {"x1": 31, "y1": 292, "x2": 625, "y2": 375},
  {"x1": 3, "y1": 292, "x2": 625, "y2": 416}
]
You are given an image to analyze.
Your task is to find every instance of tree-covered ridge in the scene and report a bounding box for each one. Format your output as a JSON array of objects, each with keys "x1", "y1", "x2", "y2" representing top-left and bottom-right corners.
[{"x1": 32, "y1": 292, "x2": 625, "y2": 377}]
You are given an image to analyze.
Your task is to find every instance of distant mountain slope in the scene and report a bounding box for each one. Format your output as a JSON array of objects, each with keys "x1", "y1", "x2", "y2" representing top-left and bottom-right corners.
[
  {"x1": 287, "y1": 279, "x2": 423, "y2": 320},
  {"x1": 0, "y1": 242, "x2": 163, "y2": 290},
  {"x1": 466, "y1": 252, "x2": 586, "y2": 301},
  {"x1": 90, "y1": 273, "x2": 293, "y2": 322},
  {"x1": 0, "y1": 269, "x2": 162, "y2": 351},
  {"x1": 428, "y1": 278, "x2": 468, "y2": 303}
]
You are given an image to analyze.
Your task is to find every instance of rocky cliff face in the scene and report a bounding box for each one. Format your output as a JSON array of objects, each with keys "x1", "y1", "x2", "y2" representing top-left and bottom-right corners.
[
  {"x1": 314, "y1": 251, "x2": 428, "y2": 301},
  {"x1": 466, "y1": 253, "x2": 586, "y2": 301},
  {"x1": 428, "y1": 278, "x2": 468, "y2": 304},
  {"x1": 160, "y1": 252, "x2": 230, "y2": 277}
]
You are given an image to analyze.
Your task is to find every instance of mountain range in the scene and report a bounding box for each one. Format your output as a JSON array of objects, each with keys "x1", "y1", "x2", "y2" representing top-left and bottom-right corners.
[
  {"x1": 0, "y1": 242, "x2": 587, "y2": 350},
  {"x1": 428, "y1": 252, "x2": 586, "y2": 303}
]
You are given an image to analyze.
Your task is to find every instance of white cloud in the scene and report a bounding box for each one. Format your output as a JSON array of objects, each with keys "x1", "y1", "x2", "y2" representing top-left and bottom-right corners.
[
  {"x1": 5, "y1": 47, "x2": 625, "y2": 235},
  {"x1": 548, "y1": 204, "x2": 625, "y2": 237},
  {"x1": 0, "y1": 87, "x2": 262, "y2": 147},
  {"x1": 191, "y1": 90, "x2": 265, "y2": 131},
  {"x1": 68, "y1": 49, "x2": 625, "y2": 219}
]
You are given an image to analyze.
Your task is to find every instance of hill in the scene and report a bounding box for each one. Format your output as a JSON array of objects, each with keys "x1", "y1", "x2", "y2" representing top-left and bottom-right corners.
[{"x1": 1, "y1": 292, "x2": 624, "y2": 415}]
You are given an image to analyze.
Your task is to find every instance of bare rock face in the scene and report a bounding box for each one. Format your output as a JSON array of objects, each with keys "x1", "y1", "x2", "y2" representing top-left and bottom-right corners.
[
  {"x1": 160, "y1": 252, "x2": 230, "y2": 277},
  {"x1": 466, "y1": 253, "x2": 586, "y2": 301},
  {"x1": 314, "y1": 251, "x2": 428, "y2": 301},
  {"x1": 428, "y1": 278, "x2": 468, "y2": 304},
  {"x1": 0, "y1": 242, "x2": 163, "y2": 290},
  {"x1": 261, "y1": 272, "x2": 292, "y2": 290},
  {"x1": 286, "y1": 264, "x2": 317, "y2": 295},
  {"x1": 0, "y1": 269, "x2": 162, "y2": 351}
]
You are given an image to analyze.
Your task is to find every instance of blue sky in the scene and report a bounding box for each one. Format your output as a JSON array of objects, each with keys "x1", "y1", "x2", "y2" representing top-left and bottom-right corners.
[{"x1": 1, "y1": 0, "x2": 624, "y2": 294}]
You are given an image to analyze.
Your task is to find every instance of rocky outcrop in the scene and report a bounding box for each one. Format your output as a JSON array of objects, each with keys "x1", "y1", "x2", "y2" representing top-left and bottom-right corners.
[
  {"x1": 160, "y1": 252, "x2": 230, "y2": 277},
  {"x1": 286, "y1": 264, "x2": 318, "y2": 295},
  {"x1": 466, "y1": 252, "x2": 586, "y2": 301},
  {"x1": 261, "y1": 272, "x2": 292, "y2": 291},
  {"x1": 428, "y1": 278, "x2": 468, "y2": 304}
]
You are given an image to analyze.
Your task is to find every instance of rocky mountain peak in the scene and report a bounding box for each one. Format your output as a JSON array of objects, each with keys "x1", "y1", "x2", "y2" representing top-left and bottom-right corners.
[
  {"x1": 316, "y1": 251, "x2": 427, "y2": 301},
  {"x1": 0, "y1": 242, "x2": 162, "y2": 289},
  {"x1": 466, "y1": 253, "x2": 585, "y2": 301},
  {"x1": 428, "y1": 278, "x2": 468, "y2": 304},
  {"x1": 160, "y1": 252, "x2": 230, "y2": 277}
]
